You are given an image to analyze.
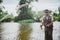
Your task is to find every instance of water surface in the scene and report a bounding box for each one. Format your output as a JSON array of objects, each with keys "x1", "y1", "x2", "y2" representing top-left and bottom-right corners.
[{"x1": 0, "y1": 22, "x2": 60, "y2": 40}]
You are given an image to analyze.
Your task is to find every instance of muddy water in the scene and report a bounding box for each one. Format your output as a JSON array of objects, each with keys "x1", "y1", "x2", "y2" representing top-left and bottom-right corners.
[{"x1": 0, "y1": 22, "x2": 60, "y2": 40}]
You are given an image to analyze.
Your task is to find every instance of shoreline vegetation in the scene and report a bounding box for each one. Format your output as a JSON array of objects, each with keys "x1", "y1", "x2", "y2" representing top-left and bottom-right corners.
[{"x1": 0, "y1": 0, "x2": 60, "y2": 23}]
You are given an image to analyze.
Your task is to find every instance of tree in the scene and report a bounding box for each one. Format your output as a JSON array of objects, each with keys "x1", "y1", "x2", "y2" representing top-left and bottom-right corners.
[
  {"x1": 0, "y1": 0, "x2": 3, "y2": 12},
  {"x1": 0, "y1": 0, "x2": 3, "y2": 19},
  {"x1": 58, "y1": 7, "x2": 60, "y2": 14},
  {"x1": 15, "y1": 0, "x2": 38, "y2": 22},
  {"x1": 0, "y1": 0, "x2": 12, "y2": 22},
  {"x1": 0, "y1": 0, "x2": 3, "y2": 3}
]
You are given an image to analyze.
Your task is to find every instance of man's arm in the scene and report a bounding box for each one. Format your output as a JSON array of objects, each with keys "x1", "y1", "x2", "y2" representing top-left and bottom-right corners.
[
  {"x1": 41, "y1": 22, "x2": 44, "y2": 26},
  {"x1": 40, "y1": 16, "x2": 45, "y2": 27},
  {"x1": 40, "y1": 17, "x2": 45, "y2": 29}
]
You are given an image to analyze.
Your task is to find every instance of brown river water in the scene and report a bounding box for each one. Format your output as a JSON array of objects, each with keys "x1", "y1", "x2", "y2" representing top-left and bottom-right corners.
[{"x1": 0, "y1": 22, "x2": 60, "y2": 40}]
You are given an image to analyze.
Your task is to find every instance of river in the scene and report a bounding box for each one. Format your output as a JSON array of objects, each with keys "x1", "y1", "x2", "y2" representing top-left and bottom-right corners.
[{"x1": 0, "y1": 22, "x2": 60, "y2": 40}]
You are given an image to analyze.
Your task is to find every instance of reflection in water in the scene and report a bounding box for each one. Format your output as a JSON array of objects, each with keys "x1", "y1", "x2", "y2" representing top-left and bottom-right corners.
[
  {"x1": 0, "y1": 22, "x2": 60, "y2": 40},
  {"x1": 18, "y1": 23, "x2": 32, "y2": 40}
]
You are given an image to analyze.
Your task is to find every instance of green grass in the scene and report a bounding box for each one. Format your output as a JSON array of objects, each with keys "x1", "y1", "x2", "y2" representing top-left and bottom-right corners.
[{"x1": 18, "y1": 19, "x2": 35, "y2": 23}]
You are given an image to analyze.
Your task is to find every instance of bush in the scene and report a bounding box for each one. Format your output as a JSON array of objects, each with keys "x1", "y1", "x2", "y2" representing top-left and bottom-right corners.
[
  {"x1": 53, "y1": 16, "x2": 59, "y2": 21},
  {"x1": 58, "y1": 16, "x2": 60, "y2": 21},
  {"x1": 53, "y1": 13, "x2": 60, "y2": 21},
  {"x1": 1, "y1": 18, "x2": 12, "y2": 22}
]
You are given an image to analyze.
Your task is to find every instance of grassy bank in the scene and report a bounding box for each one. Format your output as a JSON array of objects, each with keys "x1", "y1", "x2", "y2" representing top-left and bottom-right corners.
[{"x1": 18, "y1": 19, "x2": 36, "y2": 23}]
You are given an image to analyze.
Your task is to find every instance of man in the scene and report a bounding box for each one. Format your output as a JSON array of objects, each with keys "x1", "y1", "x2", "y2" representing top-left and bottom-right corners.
[{"x1": 40, "y1": 9, "x2": 53, "y2": 40}]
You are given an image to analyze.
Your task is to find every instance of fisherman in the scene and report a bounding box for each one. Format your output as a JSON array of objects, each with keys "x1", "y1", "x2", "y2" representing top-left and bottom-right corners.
[{"x1": 40, "y1": 9, "x2": 53, "y2": 40}]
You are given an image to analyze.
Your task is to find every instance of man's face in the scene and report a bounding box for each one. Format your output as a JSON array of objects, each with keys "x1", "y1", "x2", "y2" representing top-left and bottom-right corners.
[{"x1": 45, "y1": 12, "x2": 49, "y2": 16}]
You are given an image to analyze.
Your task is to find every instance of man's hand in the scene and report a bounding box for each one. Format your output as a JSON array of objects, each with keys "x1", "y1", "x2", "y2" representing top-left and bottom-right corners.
[
  {"x1": 46, "y1": 21, "x2": 53, "y2": 27},
  {"x1": 46, "y1": 24, "x2": 49, "y2": 27},
  {"x1": 40, "y1": 25, "x2": 43, "y2": 29},
  {"x1": 40, "y1": 25, "x2": 42, "y2": 27}
]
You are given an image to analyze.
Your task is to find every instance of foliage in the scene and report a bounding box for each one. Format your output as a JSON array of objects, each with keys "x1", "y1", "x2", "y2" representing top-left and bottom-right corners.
[
  {"x1": 0, "y1": 12, "x2": 7, "y2": 18},
  {"x1": 0, "y1": 0, "x2": 3, "y2": 3},
  {"x1": 53, "y1": 13, "x2": 60, "y2": 21},
  {"x1": 15, "y1": 0, "x2": 38, "y2": 22},
  {"x1": 53, "y1": 7, "x2": 60, "y2": 21},
  {"x1": 37, "y1": 11, "x2": 44, "y2": 18},
  {"x1": 32, "y1": 11, "x2": 44, "y2": 22},
  {"x1": 0, "y1": 0, "x2": 14, "y2": 22},
  {"x1": 0, "y1": 5, "x2": 14, "y2": 22},
  {"x1": 0, "y1": 4, "x2": 12, "y2": 22},
  {"x1": 1, "y1": 14, "x2": 14, "y2": 22},
  {"x1": 58, "y1": 7, "x2": 60, "y2": 14}
]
